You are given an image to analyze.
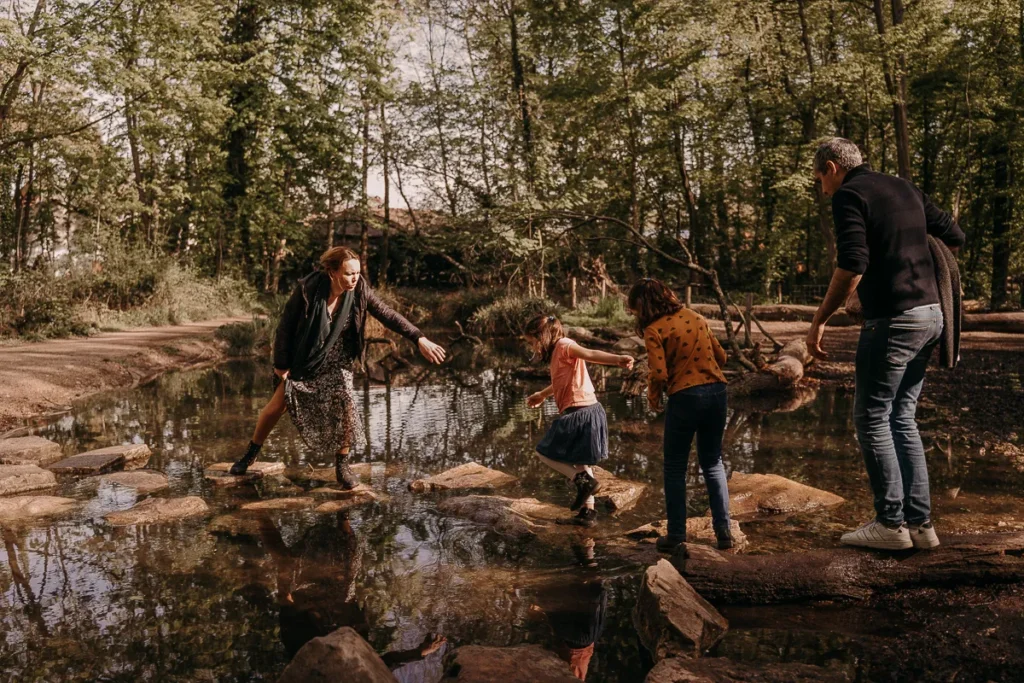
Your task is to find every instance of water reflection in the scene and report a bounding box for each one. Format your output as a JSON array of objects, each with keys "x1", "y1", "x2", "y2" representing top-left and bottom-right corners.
[{"x1": 0, "y1": 359, "x2": 1016, "y2": 681}]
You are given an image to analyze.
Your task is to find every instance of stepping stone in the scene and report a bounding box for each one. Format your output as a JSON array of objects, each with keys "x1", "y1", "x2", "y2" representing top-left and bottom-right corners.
[
  {"x1": 725, "y1": 472, "x2": 845, "y2": 520},
  {"x1": 49, "y1": 443, "x2": 150, "y2": 475},
  {"x1": 442, "y1": 644, "x2": 579, "y2": 683},
  {"x1": 241, "y1": 497, "x2": 315, "y2": 511},
  {"x1": 633, "y1": 559, "x2": 728, "y2": 661},
  {"x1": 437, "y1": 495, "x2": 569, "y2": 539},
  {"x1": 645, "y1": 657, "x2": 842, "y2": 683},
  {"x1": 0, "y1": 495, "x2": 77, "y2": 520},
  {"x1": 285, "y1": 461, "x2": 400, "y2": 483},
  {"x1": 409, "y1": 462, "x2": 518, "y2": 493},
  {"x1": 0, "y1": 465, "x2": 57, "y2": 496},
  {"x1": 626, "y1": 518, "x2": 747, "y2": 549},
  {"x1": 279, "y1": 627, "x2": 396, "y2": 683},
  {"x1": 203, "y1": 461, "x2": 285, "y2": 486},
  {"x1": 314, "y1": 486, "x2": 386, "y2": 513},
  {"x1": 105, "y1": 496, "x2": 209, "y2": 526},
  {"x1": 0, "y1": 436, "x2": 63, "y2": 467},
  {"x1": 592, "y1": 466, "x2": 646, "y2": 513},
  {"x1": 100, "y1": 471, "x2": 169, "y2": 494}
]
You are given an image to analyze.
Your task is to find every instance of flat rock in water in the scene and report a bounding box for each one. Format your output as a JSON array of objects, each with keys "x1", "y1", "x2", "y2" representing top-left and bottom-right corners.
[
  {"x1": 204, "y1": 461, "x2": 285, "y2": 486},
  {"x1": 626, "y1": 518, "x2": 747, "y2": 549},
  {"x1": 105, "y1": 496, "x2": 208, "y2": 526},
  {"x1": 633, "y1": 559, "x2": 728, "y2": 661},
  {"x1": 0, "y1": 495, "x2": 77, "y2": 520},
  {"x1": 241, "y1": 497, "x2": 315, "y2": 511},
  {"x1": 0, "y1": 464, "x2": 57, "y2": 496},
  {"x1": 592, "y1": 466, "x2": 646, "y2": 513},
  {"x1": 437, "y1": 495, "x2": 567, "y2": 539},
  {"x1": 278, "y1": 626, "x2": 396, "y2": 683},
  {"x1": 284, "y1": 461, "x2": 398, "y2": 484},
  {"x1": 645, "y1": 657, "x2": 845, "y2": 683},
  {"x1": 409, "y1": 462, "x2": 518, "y2": 493},
  {"x1": 91, "y1": 444, "x2": 152, "y2": 469},
  {"x1": 100, "y1": 471, "x2": 169, "y2": 494},
  {"x1": 441, "y1": 644, "x2": 579, "y2": 683},
  {"x1": 50, "y1": 451, "x2": 124, "y2": 475},
  {"x1": 314, "y1": 486, "x2": 384, "y2": 513},
  {"x1": 725, "y1": 472, "x2": 844, "y2": 520},
  {"x1": 0, "y1": 436, "x2": 63, "y2": 467}
]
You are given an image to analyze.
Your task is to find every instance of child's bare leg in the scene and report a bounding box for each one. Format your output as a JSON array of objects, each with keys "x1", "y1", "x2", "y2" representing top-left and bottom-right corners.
[{"x1": 536, "y1": 453, "x2": 578, "y2": 479}]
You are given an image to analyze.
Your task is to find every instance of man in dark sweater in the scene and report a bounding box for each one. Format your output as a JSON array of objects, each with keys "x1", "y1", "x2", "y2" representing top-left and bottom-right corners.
[{"x1": 807, "y1": 137, "x2": 965, "y2": 551}]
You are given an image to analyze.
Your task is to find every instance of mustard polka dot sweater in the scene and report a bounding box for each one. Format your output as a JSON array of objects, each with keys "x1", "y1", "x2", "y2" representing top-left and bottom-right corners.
[{"x1": 643, "y1": 309, "x2": 728, "y2": 405}]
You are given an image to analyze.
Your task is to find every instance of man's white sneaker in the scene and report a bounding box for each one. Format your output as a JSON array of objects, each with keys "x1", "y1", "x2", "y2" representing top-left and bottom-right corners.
[
  {"x1": 840, "y1": 520, "x2": 913, "y2": 550},
  {"x1": 908, "y1": 522, "x2": 940, "y2": 549}
]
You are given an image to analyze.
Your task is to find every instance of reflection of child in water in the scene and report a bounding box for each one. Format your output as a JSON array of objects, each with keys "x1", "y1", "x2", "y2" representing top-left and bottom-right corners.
[
  {"x1": 529, "y1": 564, "x2": 607, "y2": 681},
  {"x1": 256, "y1": 512, "x2": 446, "y2": 668}
]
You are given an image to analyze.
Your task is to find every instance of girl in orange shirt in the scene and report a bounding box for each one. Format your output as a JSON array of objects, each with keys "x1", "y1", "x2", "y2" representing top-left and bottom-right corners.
[{"x1": 524, "y1": 315, "x2": 634, "y2": 527}]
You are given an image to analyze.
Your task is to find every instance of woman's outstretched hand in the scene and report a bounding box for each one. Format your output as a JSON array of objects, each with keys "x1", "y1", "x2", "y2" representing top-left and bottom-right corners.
[
  {"x1": 418, "y1": 337, "x2": 447, "y2": 364},
  {"x1": 617, "y1": 355, "x2": 635, "y2": 370}
]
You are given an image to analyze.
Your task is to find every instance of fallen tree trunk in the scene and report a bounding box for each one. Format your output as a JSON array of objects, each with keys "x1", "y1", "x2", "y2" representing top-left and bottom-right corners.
[
  {"x1": 673, "y1": 532, "x2": 1024, "y2": 605},
  {"x1": 728, "y1": 340, "x2": 813, "y2": 397}
]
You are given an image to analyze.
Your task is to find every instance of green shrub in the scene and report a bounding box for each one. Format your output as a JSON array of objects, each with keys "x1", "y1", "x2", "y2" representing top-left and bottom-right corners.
[
  {"x1": 469, "y1": 294, "x2": 558, "y2": 336},
  {"x1": 561, "y1": 295, "x2": 633, "y2": 330},
  {"x1": 397, "y1": 286, "x2": 501, "y2": 327}
]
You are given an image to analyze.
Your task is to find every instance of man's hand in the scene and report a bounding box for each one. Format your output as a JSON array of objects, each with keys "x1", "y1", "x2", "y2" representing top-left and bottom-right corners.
[
  {"x1": 806, "y1": 322, "x2": 828, "y2": 360},
  {"x1": 274, "y1": 368, "x2": 290, "y2": 380},
  {"x1": 418, "y1": 337, "x2": 447, "y2": 364},
  {"x1": 526, "y1": 392, "x2": 546, "y2": 408}
]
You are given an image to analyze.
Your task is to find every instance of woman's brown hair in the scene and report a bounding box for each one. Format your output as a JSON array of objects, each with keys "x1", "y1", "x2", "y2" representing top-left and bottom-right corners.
[
  {"x1": 319, "y1": 246, "x2": 360, "y2": 272},
  {"x1": 524, "y1": 314, "x2": 565, "y2": 362},
  {"x1": 627, "y1": 278, "x2": 684, "y2": 336}
]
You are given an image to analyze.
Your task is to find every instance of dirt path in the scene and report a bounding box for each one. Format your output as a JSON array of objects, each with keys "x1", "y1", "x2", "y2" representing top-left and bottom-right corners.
[{"x1": 0, "y1": 318, "x2": 248, "y2": 434}]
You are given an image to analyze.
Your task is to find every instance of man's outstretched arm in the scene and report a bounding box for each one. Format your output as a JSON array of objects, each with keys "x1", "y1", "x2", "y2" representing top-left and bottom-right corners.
[{"x1": 807, "y1": 268, "x2": 862, "y2": 359}]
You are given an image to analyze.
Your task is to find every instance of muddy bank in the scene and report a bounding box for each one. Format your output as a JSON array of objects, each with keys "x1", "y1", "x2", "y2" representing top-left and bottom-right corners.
[{"x1": 0, "y1": 317, "x2": 248, "y2": 434}]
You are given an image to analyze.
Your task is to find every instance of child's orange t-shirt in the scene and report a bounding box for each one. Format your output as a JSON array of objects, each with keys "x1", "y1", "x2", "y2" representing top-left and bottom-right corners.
[
  {"x1": 549, "y1": 337, "x2": 597, "y2": 413},
  {"x1": 644, "y1": 309, "x2": 727, "y2": 405}
]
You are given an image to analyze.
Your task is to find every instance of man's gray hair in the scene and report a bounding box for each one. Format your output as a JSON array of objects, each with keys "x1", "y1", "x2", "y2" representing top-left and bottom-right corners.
[{"x1": 813, "y1": 137, "x2": 863, "y2": 174}]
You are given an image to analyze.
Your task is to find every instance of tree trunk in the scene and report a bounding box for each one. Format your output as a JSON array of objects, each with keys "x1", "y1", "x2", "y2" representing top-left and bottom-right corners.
[
  {"x1": 990, "y1": 139, "x2": 1012, "y2": 309},
  {"x1": 379, "y1": 101, "x2": 390, "y2": 284},
  {"x1": 873, "y1": 0, "x2": 912, "y2": 180},
  {"x1": 729, "y1": 340, "x2": 813, "y2": 396},
  {"x1": 674, "y1": 533, "x2": 1024, "y2": 605},
  {"x1": 0, "y1": 0, "x2": 46, "y2": 135},
  {"x1": 507, "y1": 0, "x2": 533, "y2": 184},
  {"x1": 359, "y1": 94, "x2": 370, "y2": 273}
]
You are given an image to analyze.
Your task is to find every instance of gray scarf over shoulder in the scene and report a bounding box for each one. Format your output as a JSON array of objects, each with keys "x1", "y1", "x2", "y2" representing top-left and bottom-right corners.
[{"x1": 928, "y1": 235, "x2": 961, "y2": 369}]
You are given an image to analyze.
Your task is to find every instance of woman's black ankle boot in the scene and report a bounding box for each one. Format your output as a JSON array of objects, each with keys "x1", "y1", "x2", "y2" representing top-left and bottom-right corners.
[
  {"x1": 230, "y1": 441, "x2": 262, "y2": 475},
  {"x1": 335, "y1": 452, "x2": 359, "y2": 490}
]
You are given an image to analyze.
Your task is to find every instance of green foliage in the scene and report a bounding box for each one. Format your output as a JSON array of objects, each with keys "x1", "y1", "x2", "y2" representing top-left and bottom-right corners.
[
  {"x1": 469, "y1": 294, "x2": 558, "y2": 337},
  {"x1": 561, "y1": 296, "x2": 633, "y2": 331}
]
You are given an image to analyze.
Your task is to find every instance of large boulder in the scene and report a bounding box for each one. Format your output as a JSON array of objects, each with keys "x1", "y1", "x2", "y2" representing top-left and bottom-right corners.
[
  {"x1": 105, "y1": 496, "x2": 209, "y2": 526},
  {"x1": 442, "y1": 644, "x2": 578, "y2": 683},
  {"x1": 48, "y1": 443, "x2": 150, "y2": 475},
  {"x1": 437, "y1": 495, "x2": 567, "y2": 539},
  {"x1": 100, "y1": 470, "x2": 169, "y2": 494},
  {"x1": 645, "y1": 657, "x2": 846, "y2": 683},
  {"x1": 0, "y1": 495, "x2": 77, "y2": 520},
  {"x1": 725, "y1": 472, "x2": 844, "y2": 520},
  {"x1": 0, "y1": 464, "x2": 57, "y2": 496},
  {"x1": 633, "y1": 559, "x2": 728, "y2": 661},
  {"x1": 0, "y1": 436, "x2": 63, "y2": 467},
  {"x1": 277, "y1": 626, "x2": 396, "y2": 683},
  {"x1": 409, "y1": 462, "x2": 518, "y2": 493},
  {"x1": 592, "y1": 466, "x2": 646, "y2": 513}
]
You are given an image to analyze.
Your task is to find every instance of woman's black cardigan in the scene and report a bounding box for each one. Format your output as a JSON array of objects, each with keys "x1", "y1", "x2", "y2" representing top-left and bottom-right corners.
[{"x1": 272, "y1": 272, "x2": 423, "y2": 373}]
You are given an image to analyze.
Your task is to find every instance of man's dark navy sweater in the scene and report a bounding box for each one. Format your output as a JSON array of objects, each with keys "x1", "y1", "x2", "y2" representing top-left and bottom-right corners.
[{"x1": 832, "y1": 164, "x2": 966, "y2": 320}]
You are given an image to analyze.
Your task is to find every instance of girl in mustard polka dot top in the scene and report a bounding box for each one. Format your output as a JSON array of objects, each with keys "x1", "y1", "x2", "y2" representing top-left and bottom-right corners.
[{"x1": 627, "y1": 278, "x2": 733, "y2": 555}]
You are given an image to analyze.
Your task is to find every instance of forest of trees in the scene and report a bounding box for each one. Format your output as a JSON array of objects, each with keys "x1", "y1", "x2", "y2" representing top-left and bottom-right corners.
[{"x1": 2, "y1": 0, "x2": 1022, "y2": 313}]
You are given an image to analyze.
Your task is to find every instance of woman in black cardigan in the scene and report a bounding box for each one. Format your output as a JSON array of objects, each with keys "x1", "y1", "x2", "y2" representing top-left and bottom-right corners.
[{"x1": 230, "y1": 246, "x2": 446, "y2": 487}]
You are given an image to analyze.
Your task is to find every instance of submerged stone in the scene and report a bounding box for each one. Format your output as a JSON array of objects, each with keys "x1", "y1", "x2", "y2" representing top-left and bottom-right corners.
[
  {"x1": 442, "y1": 644, "x2": 578, "y2": 683},
  {"x1": 314, "y1": 486, "x2": 385, "y2": 513},
  {"x1": 0, "y1": 495, "x2": 77, "y2": 520},
  {"x1": 592, "y1": 466, "x2": 646, "y2": 513},
  {"x1": 409, "y1": 462, "x2": 518, "y2": 493},
  {"x1": 633, "y1": 559, "x2": 728, "y2": 661},
  {"x1": 277, "y1": 626, "x2": 397, "y2": 683},
  {"x1": 100, "y1": 470, "x2": 169, "y2": 494},
  {"x1": 241, "y1": 497, "x2": 315, "y2": 511},
  {"x1": 105, "y1": 496, "x2": 209, "y2": 526},
  {"x1": 437, "y1": 495, "x2": 567, "y2": 539},
  {"x1": 0, "y1": 464, "x2": 57, "y2": 496},
  {"x1": 204, "y1": 461, "x2": 285, "y2": 486},
  {"x1": 0, "y1": 436, "x2": 63, "y2": 467},
  {"x1": 285, "y1": 461, "x2": 399, "y2": 483},
  {"x1": 725, "y1": 472, "x2": 844, "y2": 519},
  {"x1": 645, "y1": 657, "x2": 843, "y2": 683}
]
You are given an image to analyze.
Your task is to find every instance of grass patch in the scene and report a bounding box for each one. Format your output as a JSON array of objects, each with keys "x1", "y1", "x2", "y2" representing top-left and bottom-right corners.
[{"x1": 561, "y1": 295, "x2": 634, "y2": 331}]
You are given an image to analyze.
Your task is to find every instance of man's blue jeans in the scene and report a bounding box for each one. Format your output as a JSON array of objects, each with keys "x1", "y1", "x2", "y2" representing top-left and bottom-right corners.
[
  {"x1": 854, "y1": 304, "x2": 943, "y2": 527},
  {"x1": 663, "y1": 382, "x2": 731, "y2": 538}
]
